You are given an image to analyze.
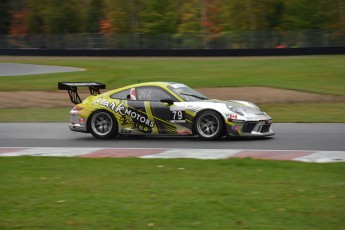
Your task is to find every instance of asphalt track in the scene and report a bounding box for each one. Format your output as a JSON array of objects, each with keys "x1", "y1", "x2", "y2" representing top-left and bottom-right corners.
[
  {"x1": 0, "y1": 123, "x2": 344, "y2": 151},
  {"x1": 1, "y1": 123, "x2": 344, "y2": 162},
  {"x1": 0, "y1": 63, "x2": 84, "y2": 76}
]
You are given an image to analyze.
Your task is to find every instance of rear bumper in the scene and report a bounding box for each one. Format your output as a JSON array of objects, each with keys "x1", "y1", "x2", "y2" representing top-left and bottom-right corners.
[
  {"x1": 69, "y1": 113, "x2": 88, "y2": 133},
  {"x1": 69, "y1": 123, "x2": 88, "y2": 133}
]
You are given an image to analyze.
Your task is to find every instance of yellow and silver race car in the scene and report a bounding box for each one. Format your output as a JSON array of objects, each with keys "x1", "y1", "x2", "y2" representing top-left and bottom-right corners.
[{"x1": 59, "y1": 82, "x2": 274, "y2": 140}]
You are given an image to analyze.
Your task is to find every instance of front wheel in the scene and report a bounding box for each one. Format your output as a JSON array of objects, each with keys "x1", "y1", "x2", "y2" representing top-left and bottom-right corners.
[
  {"x1": 89, "y1": 110, "x2": 118, "y2": 139},
  {"x1": 195, "y1": 110, "x2": 224, "y2": 140}
]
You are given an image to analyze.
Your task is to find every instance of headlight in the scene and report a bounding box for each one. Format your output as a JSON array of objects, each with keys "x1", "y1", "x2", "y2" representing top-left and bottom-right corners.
[
  {"x1": 233, "y1": 110, "x2": 244, "y2": 116},
  {"x1": 227, "y1": 105, "x2": 244, "y2": 116},
  {"x1": 246, "y1": 102, "x2": 260, "y2": 110}
]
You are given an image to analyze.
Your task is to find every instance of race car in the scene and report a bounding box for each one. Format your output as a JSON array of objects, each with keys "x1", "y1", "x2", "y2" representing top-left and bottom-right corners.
[{"x1": 58, "y1": 82, "x2": 274, "y2": 140}]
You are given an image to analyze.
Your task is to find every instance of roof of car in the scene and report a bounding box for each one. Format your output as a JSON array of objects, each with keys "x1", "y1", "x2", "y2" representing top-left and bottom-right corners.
[{"x1": 115, "y1": 82, "x2": 179, "y2": 90}]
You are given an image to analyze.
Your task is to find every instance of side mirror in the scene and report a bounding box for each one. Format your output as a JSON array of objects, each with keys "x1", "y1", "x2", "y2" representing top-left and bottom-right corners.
[{"x1": 160, "y1": 98, "x2": 174, "y2": 105}]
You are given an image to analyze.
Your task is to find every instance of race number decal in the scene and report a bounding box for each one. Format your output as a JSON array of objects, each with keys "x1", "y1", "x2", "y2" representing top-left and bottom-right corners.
[{"x1": 170, "y1": 110, "x2": 185, "y2": 123}]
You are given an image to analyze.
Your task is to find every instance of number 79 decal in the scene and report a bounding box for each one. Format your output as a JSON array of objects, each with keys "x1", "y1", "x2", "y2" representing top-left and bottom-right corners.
[{"x1": 170, "y1": 110, "x2": 185, "y2": 123}]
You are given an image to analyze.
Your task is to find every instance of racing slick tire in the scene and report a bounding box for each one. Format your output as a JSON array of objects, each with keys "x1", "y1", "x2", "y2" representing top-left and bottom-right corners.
[
  {"x1": 195, "y1": 110, "x2": 224, "y2": 140},
  {"x1": 89, "y1": 110, "x2": 118, "y2": 139}
]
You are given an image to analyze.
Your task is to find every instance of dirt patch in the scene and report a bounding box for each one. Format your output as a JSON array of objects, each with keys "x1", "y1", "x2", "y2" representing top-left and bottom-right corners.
[
  {"x1": 0, "y1": 91, "x2": 89, "y2": 109},
  {"x1": 0, "y1": 87, "x2": 344, "y2": 109},
  {"x1": 197, "y1": 87, "x2": 345, "y2": 103}
]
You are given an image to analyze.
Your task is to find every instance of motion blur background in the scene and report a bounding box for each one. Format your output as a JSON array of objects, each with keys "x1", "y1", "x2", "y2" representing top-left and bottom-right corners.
[{"x1": 0, "y1": 0, "x2": 344, "y2": 50}]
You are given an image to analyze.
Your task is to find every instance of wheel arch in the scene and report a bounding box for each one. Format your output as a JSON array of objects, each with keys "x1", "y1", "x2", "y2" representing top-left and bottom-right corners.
[
  {"x1": 192, "y1": 109, "x2": 226, "y2": 136},
  {"x1": 87, "y1": 109, "x2": 119, "y2": 135}
]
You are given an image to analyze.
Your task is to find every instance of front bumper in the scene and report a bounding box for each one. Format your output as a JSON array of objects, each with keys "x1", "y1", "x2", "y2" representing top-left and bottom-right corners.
[
  {"x1": 227, "y1": 120, "x2": 275, "y2": 137},
  {"x1": 240, "y1": 120, "x2": 274, "y2": 136}
]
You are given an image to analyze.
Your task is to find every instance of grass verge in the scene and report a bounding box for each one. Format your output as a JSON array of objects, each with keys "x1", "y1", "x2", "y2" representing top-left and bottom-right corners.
[
  {"x1": 259, "y1": 102, "x2": 345, "y2": 123},
  {"x1": 1, "y1": 55, "x2": 345, "y2": 95},
  {"x1": 0, "y1": 157, "x2": 344, "y2": 230},
  {"x1": 0, "y1": 56, "x2": 344, "y2": 122},
  {"x1": 0, "y1": 108, "x2": 70, "y2": 122}
]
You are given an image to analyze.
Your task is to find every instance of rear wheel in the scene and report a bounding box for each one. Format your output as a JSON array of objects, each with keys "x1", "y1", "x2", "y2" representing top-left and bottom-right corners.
[
  {"x1": 195, "y1": 110, "x2": 224, "y2": 140},
  {"x1": 89, "y1": 110, "x2": 118, "y2": 139}
]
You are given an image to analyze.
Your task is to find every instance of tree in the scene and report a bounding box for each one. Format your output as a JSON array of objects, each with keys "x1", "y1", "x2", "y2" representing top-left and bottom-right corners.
[
  {"x1": 9, "y1": 9, "x2": 29, "y2": 35},
  {"x1": 103, "y1": 0, "x2": 144, "y2": 33},
  {"x1": 85, "y1": 0, "x2": 104, "y2": 33},
  {"x1": 174, "y1": 0, "x2": 202, "y2": 47},
  {"x1": 200, "y1": 0, "x2": 224, "y2": 41},
  {"x1": 176, "y1": 0, "x2": 201, "y2": 34},
  {"x1": 175, "y1": 0, "x2": 227, "y2": 47},
  {"x1": 28, "y1": 0, "x2": 82, "y2": 34},
  {"x1": 282, "y1": 0, "x2": 337, "y2": 30},
  {"x1": 0, "y1": 0, "x2": 11, "y2": 34},
  {"x1": 221, "y1": 0, "x2": 279, "y2": 31},
  {"x1": 265, "y1": 0, "x2": 285, "y2": 31},
  {"x1": 140, "y1": 0, "x2": 179, "y2": 35}
]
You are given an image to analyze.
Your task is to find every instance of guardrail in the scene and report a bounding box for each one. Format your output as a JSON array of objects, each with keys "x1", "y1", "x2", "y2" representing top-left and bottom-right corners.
[
  {"x1": 1, "y1": 30, "x2": 344, "y2": 50},
  {"x1": 1, "y1": 47, "x2": 344, "y2": 56}
]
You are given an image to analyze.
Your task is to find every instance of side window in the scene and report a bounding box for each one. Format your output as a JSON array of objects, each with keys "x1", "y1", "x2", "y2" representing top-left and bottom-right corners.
[
  {"x1": 110, "y1": 89, "x2": 130, "y2": 99},
  {"x1": 137, "y1": 87, "x2": 173, "y2": 101}
]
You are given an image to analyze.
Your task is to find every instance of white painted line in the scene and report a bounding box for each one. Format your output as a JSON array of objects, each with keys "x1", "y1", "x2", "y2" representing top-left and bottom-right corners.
[
  {"x1": 141, "y1": 149, "x2": 243, "y2": 159},
  {"x1": 294, "y1": 151, "x2": 345, "y2": 163},
  {"x1": 0, "y1": 147, "x2": 344, "y2": 163},
  {"x1": 0, "y1": 147, "x2": 102, "y2": 157}
]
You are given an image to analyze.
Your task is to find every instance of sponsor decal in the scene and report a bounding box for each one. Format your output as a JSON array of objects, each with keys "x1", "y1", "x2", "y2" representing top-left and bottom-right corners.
[
  {"x1": 232, "y1": 125, "x2": 240, "y2": 131},
  {"x1": 93, "y1": 97, "x2": 155, "y2": 128},
  {"x1": 229, "y1": 114, "x2": 237, "y2": 120},
  {"x1": 177, "y1": 129, "x2": 191, "y2": 135},
  {"x1": 170, "y1": 110, "x2": 185, "y2": 123}
]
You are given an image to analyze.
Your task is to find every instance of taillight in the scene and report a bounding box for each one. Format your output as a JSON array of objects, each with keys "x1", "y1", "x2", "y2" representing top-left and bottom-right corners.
[{"x1": 73, "y1": 105, "x2": 83, "y2": 111}]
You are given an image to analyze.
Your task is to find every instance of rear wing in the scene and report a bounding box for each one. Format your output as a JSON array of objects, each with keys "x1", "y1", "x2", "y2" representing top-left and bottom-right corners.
[{"x1": 58, "y1": 82, "x2": 106, "y2": 104}]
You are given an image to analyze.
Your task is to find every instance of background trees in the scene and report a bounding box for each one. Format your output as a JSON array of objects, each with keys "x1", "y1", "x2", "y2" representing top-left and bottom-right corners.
[
  {"x1": 0, "y1": 0, "x2": 11, "y2": 34},
  {"x1": 1, "y1": 0, "x2": 343, "y2": 48},
  {"x1": 2, "y1": 0, "x2": 343, "y2": 35}
]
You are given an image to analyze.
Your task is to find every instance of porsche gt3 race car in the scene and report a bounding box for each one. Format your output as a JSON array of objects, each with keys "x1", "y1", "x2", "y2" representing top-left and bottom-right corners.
[{"x1": 58, "y1": 82, "x2": 274, "y2": 140}]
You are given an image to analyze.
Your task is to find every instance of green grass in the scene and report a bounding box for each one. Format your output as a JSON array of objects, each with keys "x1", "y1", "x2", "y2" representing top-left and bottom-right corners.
[
  {"x1": 0, "y1": 108, "x2": 70, "y2": 122},
  {"x1": 1, "y1": 57, "x2": 344, "y2": 229},
  {"x1": 0, "y1": 56, "x2": 344, "y2": 123},
  {"x1": 1, "y1": 55, "x2": 345, "y2": 95},
  {"x1": 0, "y1": 157, "x2": 344, "y2": 230},
  {"x1": 260, "y1": 102, "x2": 345, "y2": 123}
]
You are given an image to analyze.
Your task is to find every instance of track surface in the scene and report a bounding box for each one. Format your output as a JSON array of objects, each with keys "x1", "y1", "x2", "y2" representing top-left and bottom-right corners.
[
  {"x1": 0, "y1": 63, "x2": 84, "y2": 76},
  {"x1": 1, "y1": 123, "x2": 344, "y2": 162},
  {"x1": 0, "y1": 123, "x2": 344, "y2": 151}
]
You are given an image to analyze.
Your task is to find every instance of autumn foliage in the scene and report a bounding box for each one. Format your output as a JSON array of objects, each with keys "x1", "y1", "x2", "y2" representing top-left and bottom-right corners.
[
  {"x1": 1, "y1": 0, "x2": 344, "y2": 44},
  {"x1": 9, "y1": 10, "x2": 29, "y2": 35}
]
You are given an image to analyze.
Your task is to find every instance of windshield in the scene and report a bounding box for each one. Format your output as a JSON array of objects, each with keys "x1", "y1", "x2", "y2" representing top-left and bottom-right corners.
[{"x1": 168, "y1": 83, "x2": 209, "y2": 101}]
